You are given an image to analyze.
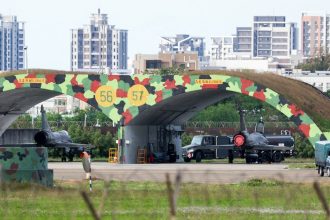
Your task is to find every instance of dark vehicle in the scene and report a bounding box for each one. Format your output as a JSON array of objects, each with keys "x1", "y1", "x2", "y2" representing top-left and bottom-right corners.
[
  {"x1": 315, "y1": 141, "x2": 330, "y2": 177},
  {"x1": 182, "y1": 135, "x2": 239, "y2": 162},
  {"x1": 182, "y1": 108, "x2": 294, "y2": 163}
]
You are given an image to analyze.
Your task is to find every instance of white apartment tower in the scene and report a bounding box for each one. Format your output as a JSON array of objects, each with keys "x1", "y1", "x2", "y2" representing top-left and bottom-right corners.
[
  {"x1": 0, "y1": 15, "x2": 25, "y2": 71},
  {"x1": 252, "y1": 16, "x2": 298, "y2": 58},
  {"x1": 159, "y1": 34, "x2": 205, "y2": 58},
  {"x1": 210, "y1": 36, "x2": 237, "y2": 60},
  {"x1": 71, "y1": 9, "x2": 128, "y2": 72}
]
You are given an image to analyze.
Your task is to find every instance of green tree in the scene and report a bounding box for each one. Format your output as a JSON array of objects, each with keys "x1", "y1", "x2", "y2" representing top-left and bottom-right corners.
[
  {"x1": 293, "y1": 132, "x2": 314, "y2": 158},
  {"x1": 64, "y1": 107, "x2": 112, "y2": 125},
  {"x1": 325, "y1": 90, "x2": 330, "y2": 99},
  {"x1": 192, "y1": 95, "x2": 288, "y2": 122},
  {"x1": 182, "y1": 132, "x2": 193, "y2": 146},
  {"x1": 296, "y1": 55, "x2": 330, "y2": 72},
  {"x1": 10, "y1": 114, "x2": 32, "y2": 128}
]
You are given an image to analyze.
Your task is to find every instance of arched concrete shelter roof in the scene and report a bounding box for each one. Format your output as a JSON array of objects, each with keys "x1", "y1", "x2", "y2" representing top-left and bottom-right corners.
[
  {"x1": 192, "y1": 70, "x2": 330, "y2": 130},
  {"x1": 0, "y1": 69, "x2": 329, "y2": 147}
]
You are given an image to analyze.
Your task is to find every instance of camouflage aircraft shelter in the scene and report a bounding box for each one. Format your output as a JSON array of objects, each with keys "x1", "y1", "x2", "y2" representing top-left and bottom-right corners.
[{"x1": 0, "y1": 70, "x2": 328, "y2": 166}]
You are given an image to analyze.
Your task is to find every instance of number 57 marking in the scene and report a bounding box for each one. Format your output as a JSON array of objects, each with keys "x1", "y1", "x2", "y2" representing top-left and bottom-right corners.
[{"x1": 132, "y1": 91, "x2": 143, "y2": 101}]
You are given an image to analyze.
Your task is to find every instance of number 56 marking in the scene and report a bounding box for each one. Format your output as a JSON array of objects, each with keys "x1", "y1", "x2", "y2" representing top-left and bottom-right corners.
[
  {"x1": 100, "y1": 91, "x2": 113, "y2": 102},
  {"x1": 95, "y1": 86, "x2": 116, "y2": 107}
]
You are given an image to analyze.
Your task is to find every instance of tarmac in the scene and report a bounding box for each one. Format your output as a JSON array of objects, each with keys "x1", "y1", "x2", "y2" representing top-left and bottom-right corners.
[{"x1": 48, "y1": 162, "x2": 330, "y2": 184}]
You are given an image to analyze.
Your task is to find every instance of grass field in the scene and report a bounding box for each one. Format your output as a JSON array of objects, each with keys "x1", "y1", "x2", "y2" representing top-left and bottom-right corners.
[{"x1": 0, "y1": 179, "x2": 329, "y2": 220}]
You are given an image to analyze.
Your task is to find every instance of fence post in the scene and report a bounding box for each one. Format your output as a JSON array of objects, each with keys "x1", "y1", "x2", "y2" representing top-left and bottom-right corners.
[
  {"x1": 166, "y1": 172, "x2": 182, "y2": 220},
  {"x1": 313, "y1": 181, "x2": 330, "y2": 220},
  {"x1": 80, "y1": 191, "x2": 101, "y2": 220}
]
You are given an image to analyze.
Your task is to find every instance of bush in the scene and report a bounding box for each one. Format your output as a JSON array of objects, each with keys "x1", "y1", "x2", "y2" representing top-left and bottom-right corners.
[
  {"x1": 182, "y1": 132, "x2": 193, "y2": 146},
  {"x1": 293, "y1": 132, "x2": 314, "y2": 158}
]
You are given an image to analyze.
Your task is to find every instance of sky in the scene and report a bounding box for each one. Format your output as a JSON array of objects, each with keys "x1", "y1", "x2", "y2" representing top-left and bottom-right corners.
[{"x1": 2, "y1": 0, "x2": 330, "y2": 70}]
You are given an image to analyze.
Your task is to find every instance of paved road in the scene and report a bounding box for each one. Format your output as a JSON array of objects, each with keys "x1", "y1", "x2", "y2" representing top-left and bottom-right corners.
[{"x1": 49, "y1": 162, "x2": 329, "y2": 184}]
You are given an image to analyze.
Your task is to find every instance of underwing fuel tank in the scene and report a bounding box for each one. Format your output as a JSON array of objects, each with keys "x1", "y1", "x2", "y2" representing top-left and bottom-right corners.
[{"x1": 265, "y1": 135, "x2": 294, "y2": 148}]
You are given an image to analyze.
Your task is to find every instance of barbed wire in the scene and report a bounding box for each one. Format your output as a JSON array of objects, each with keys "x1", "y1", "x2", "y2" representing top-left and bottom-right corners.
[
  {"x1": 184, "y1": 121, "x2": 295, "y2": 129},
  {"x1": 9, "y1": 120, "x2": 114, "y2": 129}
]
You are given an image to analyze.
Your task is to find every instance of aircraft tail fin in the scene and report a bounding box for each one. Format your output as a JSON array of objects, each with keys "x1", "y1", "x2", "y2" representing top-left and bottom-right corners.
[
  {"x1": 239, "y1": 107, "x2": 247, "y2": 132},
  {"x1": 41, "y1": 105, "x2": 51, "y2": 131}
]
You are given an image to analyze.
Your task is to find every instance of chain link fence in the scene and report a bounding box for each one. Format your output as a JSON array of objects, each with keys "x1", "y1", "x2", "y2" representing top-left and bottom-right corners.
[{"x1": 1, "y1": 168, "x2": 330, "y2": 220}]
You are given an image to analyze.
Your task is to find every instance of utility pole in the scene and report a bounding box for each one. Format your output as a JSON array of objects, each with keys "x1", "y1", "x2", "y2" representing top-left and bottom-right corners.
[
  {"x1": 84, "y1": 113, "x2": 87, "y2": 128},
  {"x1": 24, "y1": 46, "x2": 28, "y2": 74}
]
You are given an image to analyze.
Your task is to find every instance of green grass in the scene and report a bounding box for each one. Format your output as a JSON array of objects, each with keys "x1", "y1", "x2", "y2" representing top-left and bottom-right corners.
[
  {"x1": 0, "y1": 179, "x2": 329, "y2": 219},
  {"x1": 288, "y1": 163, "x2": 316, "y2": 169},
  {"x1": 283, "y1": 158, "x2": 314, "y2": 163}
]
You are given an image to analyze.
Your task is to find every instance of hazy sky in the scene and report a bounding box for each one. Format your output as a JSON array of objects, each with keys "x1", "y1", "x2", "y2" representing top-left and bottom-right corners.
[{"x1": 2, "y1": 0, "x2": 330, "y2": 70}]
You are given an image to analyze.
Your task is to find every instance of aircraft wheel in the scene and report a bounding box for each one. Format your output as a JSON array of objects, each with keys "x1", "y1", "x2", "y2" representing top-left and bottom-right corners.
[
  {"x1": 272, "y1": 151, "x2": 283, "y2": 163},
  {"x1": 184, "y1": 157, "x2": 191, "y2": 162},
  {"x1": 195, "y1": 151, "x2": 202, "y2": 163},
  {"x1": 319, "y1": 166, "x2": 325, "y2": 177},
  {"x1": 261, "y1": 152, "x2": 272, "y2": 164},
  {"x1": 245, "y1": 157, "x2": 251, "y2": 164}
]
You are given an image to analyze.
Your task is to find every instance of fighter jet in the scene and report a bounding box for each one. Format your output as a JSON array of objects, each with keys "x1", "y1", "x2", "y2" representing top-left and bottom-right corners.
[
  {"x1": 232, "y1": 107, "x2": 294, "y2": 163},
  {"x1": 33, "y1": 105, "x2": 92, "y2": 161},
  {"x1": 0, "y1": 105, "x2": 93, "y2": 161}
]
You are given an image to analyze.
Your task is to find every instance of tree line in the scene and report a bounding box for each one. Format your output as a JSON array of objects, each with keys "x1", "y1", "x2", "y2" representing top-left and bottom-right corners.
[{"x1": 296, "y1": 54, "x2": 330, "y2": 72}]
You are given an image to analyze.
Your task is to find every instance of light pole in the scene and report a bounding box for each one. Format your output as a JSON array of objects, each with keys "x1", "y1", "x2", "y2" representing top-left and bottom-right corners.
[
  {"x1": 24, "y1": 46, "x2": 28, "y2": 74},
  {"x1": 84, "y1": 113, "x2": 87, "y2": 128}
]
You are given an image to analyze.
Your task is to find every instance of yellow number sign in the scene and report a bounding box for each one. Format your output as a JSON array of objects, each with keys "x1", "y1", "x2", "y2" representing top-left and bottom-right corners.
[
  {"x1": 95, "y1": 85, "x2": 117, "y2": 107},
  {"x1": 127, "y1": 85, "x2": 149, "y2": 106}
]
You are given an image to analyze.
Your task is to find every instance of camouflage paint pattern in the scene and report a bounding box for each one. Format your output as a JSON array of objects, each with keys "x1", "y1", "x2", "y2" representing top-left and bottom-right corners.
[
  {"x1": 0, "y1": 72, "x2": 326, "y2": 148},
  {"x1": 0, "y1": 147, "x2": 53, "y2": 187}
]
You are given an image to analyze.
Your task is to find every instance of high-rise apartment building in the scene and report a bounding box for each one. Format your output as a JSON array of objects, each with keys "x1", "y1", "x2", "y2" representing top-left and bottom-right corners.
[
  {"x1": 71, "y1": 9, "x2": 128, "y2": 72},
  {"x1": 252, "y1": 16, "x2": 298, "y2": 58},
  {"x1": 301, "y1": 12, "x2": 330, "y2": 57},
  {"x1": 0, "y1": 15, "x2": 25, "y2": 71},
  {"x1": 211, "y1": 16, "x2": 297, "y2": 60},
  {"x1": 235, "y1": 27, "x2": 252, "y2": 54},
  {"x1": 211, "y1": 36, "x2": 237, "y2": 60},
  {"x1": 159, "y1": 34, "x2": 205, "y2": 59}
]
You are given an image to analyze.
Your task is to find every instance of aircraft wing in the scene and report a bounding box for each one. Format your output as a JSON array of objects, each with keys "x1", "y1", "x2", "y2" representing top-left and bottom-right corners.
[
  {"x1": 53, "y1": 143, "x2": 95, "y2": 149},
  {"x1": 251, "y1": 144, "x2": 293, "y2": 151},
  {"x1": 0, "y1": 143, "x2": 38, "y2": 147},
  {"x1": 220, "y1": 144, "x2": 291, "y2": 151},
  {"x1": 0, "y1": 143, "x2": 95, "y2": 149}
]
